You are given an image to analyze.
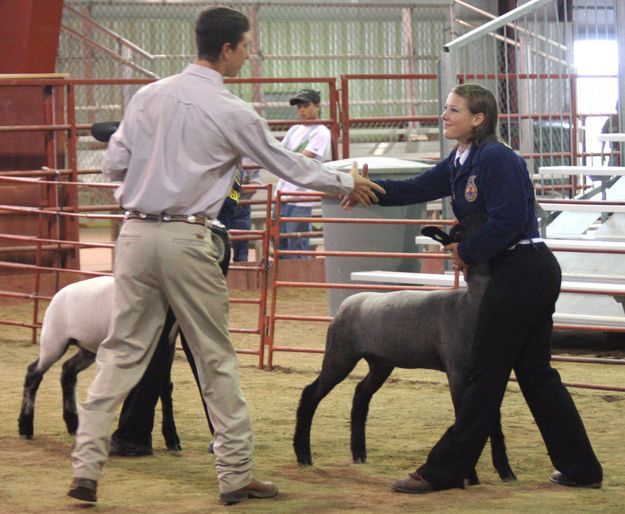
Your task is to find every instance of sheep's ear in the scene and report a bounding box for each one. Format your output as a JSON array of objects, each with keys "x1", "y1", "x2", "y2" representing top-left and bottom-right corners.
[
  {"x1": 91, "y1": 121, "x2": 120, "y2": 142},
  {"x1": 421, "y1": 226, "x2": 453, "y2": 246},
  {"x1": 450, "y1": 212, "x2": 489, "y2": 241}
]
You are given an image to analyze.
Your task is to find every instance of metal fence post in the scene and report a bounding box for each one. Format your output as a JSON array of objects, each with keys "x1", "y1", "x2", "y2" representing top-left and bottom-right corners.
[
  {"x1": 616, "y1": 0, "x2": 625, "y2": 163},
  {"x1": 438, "y1": 51, "x2": 455, "y2": 159}
]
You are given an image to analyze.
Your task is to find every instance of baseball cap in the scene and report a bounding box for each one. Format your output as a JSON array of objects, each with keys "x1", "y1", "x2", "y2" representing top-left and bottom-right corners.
[{"x1": 289, "y1": 89, "x2": 321, "y2": 105}]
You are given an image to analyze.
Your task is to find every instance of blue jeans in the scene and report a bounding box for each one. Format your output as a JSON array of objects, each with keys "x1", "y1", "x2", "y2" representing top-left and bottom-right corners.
[
  {"x1": 228, "y1": 204, "x2": 251, "y2": 262},
  {"x1": 278, "y1": 204, "x2": 312, "y2": 259}
]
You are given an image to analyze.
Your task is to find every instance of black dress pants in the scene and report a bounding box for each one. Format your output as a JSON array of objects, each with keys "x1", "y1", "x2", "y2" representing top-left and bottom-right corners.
[{"x1": 418, "y1": 244, "x2": 602, "y2": 489}]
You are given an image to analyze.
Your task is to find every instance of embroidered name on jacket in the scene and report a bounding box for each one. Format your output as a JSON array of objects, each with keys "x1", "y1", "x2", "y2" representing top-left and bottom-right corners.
[{"x1": 465, "y1": 175, "x2": 478, "y2": 202}]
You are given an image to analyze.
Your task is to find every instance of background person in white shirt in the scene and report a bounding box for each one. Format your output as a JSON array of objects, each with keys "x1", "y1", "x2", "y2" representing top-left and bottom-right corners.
[
  {"x1": 275, "y1": 89, "x2": 330, "y2": 258},
  {"x1": 67, "y1": 6, "x2": 384, "y2": 507}
]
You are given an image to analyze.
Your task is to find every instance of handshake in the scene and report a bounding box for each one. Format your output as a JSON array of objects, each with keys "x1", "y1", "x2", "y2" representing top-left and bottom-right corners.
[
  {"x1": 341, "y1": 162, "x2": 385, "y2": 209},
  {"x1": 91, "y1": 121, "x2": 385, "y2": 207}
]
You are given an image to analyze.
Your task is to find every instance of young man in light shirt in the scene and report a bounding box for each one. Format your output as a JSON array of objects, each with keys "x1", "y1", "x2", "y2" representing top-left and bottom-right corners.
[{"x1": 68, "y1": 6, "x2": 384, "y2": 507}]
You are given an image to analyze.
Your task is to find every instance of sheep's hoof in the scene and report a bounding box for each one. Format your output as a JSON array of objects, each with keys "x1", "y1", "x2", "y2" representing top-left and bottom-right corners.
[
  {"x1": 495, "y1": 462, "x2": 517, "y2": 482},
  {"x1": 19, "y1": 433, "x2": 33, "y2": 440},
  {"x1": 296, "y1": 454, "x2": 313, "y2": 466},
  {"x1": 353, "y1": 457, "x2": 366, "y2": 464},
  {"x1": 165, "y1": 436, "x2": 182, "y2": 452},
  {"x1": 64, "y1": 415, "x2": 78, "y2": 435},
  {"x1": 18, "y1": 417, "x2": 34, "y2": 439},
  {"x1": 464, "y1": 475, "x2": 480, "y2": 487}
]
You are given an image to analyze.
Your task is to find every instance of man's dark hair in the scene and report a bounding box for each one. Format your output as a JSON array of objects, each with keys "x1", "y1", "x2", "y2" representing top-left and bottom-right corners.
[{"x1": 195, "y1": 7, "x2": 250, "y2": 62}]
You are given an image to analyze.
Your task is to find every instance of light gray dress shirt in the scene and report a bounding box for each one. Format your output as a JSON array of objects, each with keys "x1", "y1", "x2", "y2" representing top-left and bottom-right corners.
[{"x1": 103, "y1": 64, "x2": 354, "y2": 219}]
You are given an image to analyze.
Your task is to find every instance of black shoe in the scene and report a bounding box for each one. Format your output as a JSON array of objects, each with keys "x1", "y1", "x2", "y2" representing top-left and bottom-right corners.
[
  {"x1": 67, "y1": 477, "x2": 97, "y2": 502},
  {"x1": 219, "y1": 478, "x2": 278, "y2": 505},
  {"x1": 109, "y1": 438, "x2": 153, "y2": 457},
  {"x1": 391, "y1": 472, "x2": 434, "y2": 494},
  {"x1": 549, "y1": 470, "x2": 601, "y2": 489}
]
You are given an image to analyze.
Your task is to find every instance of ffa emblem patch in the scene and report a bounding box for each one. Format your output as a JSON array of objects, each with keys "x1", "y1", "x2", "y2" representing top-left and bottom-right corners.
[{"x1": 465, "y1": 175, "x2": 478, "y2": 202}]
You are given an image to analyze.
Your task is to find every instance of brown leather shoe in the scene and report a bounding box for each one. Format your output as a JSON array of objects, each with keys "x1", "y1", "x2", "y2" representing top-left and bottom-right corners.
[
  {"x1": 549, "y1": 470, "x2": 601, "y2": 489},
  {"x1": 219, "y1": 478, "x2": 278, "y2": 505},
  {"x1": 391, "y1": 472, "x2": 434, "y2": 494},
  {"x1": 67, "y1": 477, "x2": 97, "y2": 502}
]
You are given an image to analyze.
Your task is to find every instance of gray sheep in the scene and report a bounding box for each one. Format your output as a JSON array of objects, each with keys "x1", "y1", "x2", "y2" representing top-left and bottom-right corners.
[{"x1": 294, "y1": 216, "x2": 516, "y2": 484}]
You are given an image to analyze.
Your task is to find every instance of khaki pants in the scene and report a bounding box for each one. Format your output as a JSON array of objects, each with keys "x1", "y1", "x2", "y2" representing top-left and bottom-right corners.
[{"x1": 71, "y1": 219, "x2": 254, "y2": 493}]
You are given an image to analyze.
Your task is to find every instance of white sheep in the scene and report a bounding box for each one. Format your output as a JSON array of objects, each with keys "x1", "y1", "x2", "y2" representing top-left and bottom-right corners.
[{"x1": 17, "y1": 276, "x2": 181, "y2": 447}]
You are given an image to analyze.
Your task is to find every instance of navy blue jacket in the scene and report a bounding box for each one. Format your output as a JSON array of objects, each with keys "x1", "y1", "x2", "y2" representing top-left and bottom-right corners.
[{"x1": 374, "y1": 140, "x2": 539, "y2": 264}]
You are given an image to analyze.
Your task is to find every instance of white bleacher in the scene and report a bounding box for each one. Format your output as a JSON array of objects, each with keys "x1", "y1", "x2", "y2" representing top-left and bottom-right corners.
[
  {"x1": 414, "y1": 235, "x2": 625, "y2": 253},
  {"x1": 350, "y1": 270, "x2": 625, "y2": 329},
  {"x1": 350, "y1": 270, "x2": 625, "y2": 296},
  {"x1": 597, "y1": 133, "x2": 625, "y2": 143},
  {"x1": 539, "y1": 202, "x2": 625, "y2": 213},
  {"x1": 415, "y1": 235, "x2": 625, "y2": 285},
  {"x1": 363, "y1": 228, "x2": 625, "y2": 330},
  {"x1": 537, "y1": 165, "x2": 625, "y2": 177}
]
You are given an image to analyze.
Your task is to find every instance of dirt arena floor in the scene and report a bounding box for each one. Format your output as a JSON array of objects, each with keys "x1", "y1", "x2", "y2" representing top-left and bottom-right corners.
[{"x1": 1, "y1": 287, "x2": 624, "y2": 513}]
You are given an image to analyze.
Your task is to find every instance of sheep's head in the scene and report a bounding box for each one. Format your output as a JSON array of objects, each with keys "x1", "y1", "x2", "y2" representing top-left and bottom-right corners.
[
  {"x1": 452, "y1": 213, "x2": 491, "y2": 278},
  {"x1": 449, "y1": 213, "x2": 488, "y2": 242},
  {"x1": 420, "y1": 212, "x2": 487, "y2": 245},
  {"x1": 421, "y1": 213, "x2": 490, "y2": 279}
]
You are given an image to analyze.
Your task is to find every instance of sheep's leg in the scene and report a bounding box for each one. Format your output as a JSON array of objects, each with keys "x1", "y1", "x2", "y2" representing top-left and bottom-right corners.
[
  {"x1": 351, "y1": 361, "x2": 393, "y2": 464},
  {"x1": 18, "y1": 359, "x2": 44, "y2": 439},
  {"x1": 61, "y1": 349, "x2": 95, "y2": 435},
  {"x1": 294, "y1": 329, "x2": 359, "y2": 465},
  {"x1": 159, "y1": 380, "x2": 181, "y2": 451},
  {"x1": 113, "y1": 315, "x2": 177, "y2": 452},
  {"x1": 160, "y1": 314, "x2": 182, "y2": 451},
  {"x1": 489, "y1": 410, "x2": 516, "y2": 481},
  {"x1": 180, "y1": 330, "x2": 215, "y2": 451},
  {"x1": 20, "y1": 333, "x2": 75, "y2": 439},
  {"x1": 293, "y1": 377, "x2": 328, "y2": 465}
]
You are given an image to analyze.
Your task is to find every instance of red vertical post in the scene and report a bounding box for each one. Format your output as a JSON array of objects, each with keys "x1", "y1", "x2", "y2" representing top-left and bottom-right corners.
[
  {"x1": 257, "y1": 184, "x2": 273, "y2": 369},
  {"x1": 66, "y1": 82, "x2": 80, "y2": 269},
  {"x1": 570, "y1": 76, "x2": 579, "y2": 197},
  {"x1": 0, "y1": 0, "x2": 64, "y2": 74},
  {"x1": 266, "y1": 188, "x2": 284, "y2": 370},
  {"x1": 328, "y1": 78, "x2": 339, "y2": 161},
  {"x1": 341, "y1": 76, "x2": 350, "y2": 159},
  {"x1": 80, "y1": 4, "x2": 97, "y2": 125}
]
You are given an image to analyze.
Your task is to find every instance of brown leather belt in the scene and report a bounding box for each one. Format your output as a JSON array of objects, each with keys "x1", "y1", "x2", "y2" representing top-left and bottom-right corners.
[{"x1": 124, "y1": 210, "x2": 210, "y2": 226}]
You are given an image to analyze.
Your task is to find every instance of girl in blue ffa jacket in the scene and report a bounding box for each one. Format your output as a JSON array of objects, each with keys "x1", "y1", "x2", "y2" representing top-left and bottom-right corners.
[{"x1": 347, "y1": 84, "x2": 603, "y2": 493}]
